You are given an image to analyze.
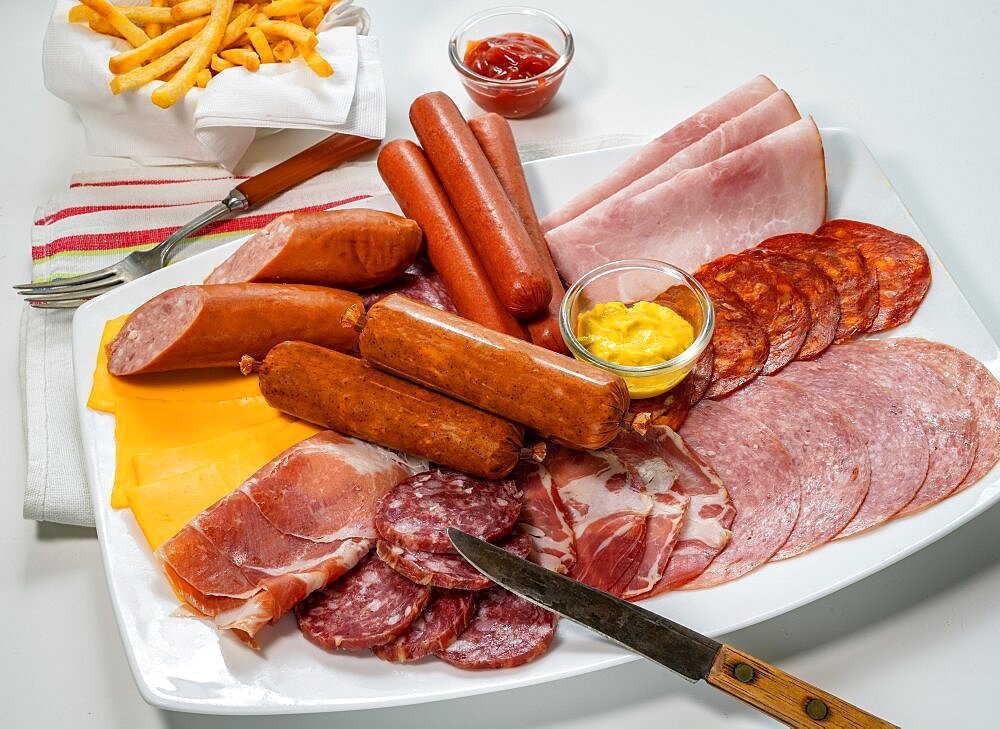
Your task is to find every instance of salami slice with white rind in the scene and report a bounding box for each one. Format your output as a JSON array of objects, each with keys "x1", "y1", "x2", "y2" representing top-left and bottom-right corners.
[
  {"x1": 296, "y1": 553, "x2": 431, "y2": 651},
  {"x1": 376, "y1": 532, "x2": 532, "y2": 591},
  {"x1": 375, "y1": 469, "x2": 521, "y2": 553},
  {"x1": 679, "y1": 400, "x2": 801, "y2": 587},
  {"x1": 372, "y1": 589, "x2": 476, "y2": 663},
  {"x1": 724, "y1": 378, "x2": 870, "y2": 559},
  {"x1": 436, "y1": 587, "x2": 556, "y2": 669}
]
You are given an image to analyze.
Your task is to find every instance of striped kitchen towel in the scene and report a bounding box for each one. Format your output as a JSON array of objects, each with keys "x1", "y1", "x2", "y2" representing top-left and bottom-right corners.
[{"x1": 22, "y1": 160, "x2": 389, "y2": 527}]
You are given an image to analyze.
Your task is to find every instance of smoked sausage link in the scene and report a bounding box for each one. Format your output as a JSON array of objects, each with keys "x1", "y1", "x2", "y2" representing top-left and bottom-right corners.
[
  {"x1": 358, "y1": 294, "x2": 630, "y2": 450},
  {"x1": 205, "y1": 209, "x2": 422, "y2": 290},
  {"x1": 377, "y1": 139, "x2": 528, "y2": 340},
  {"x1": 409, "y1": 92, "x2": 552, "y2": 319},
  {"x1": 468, "y1": 113, "x2": 570, "y2": 355},
  {"x1": 107, "y1": 283, "x2": 362, "y2": 375},
  {"x1": 257, "y1": 341, "x2": 525, "y2": 479}
]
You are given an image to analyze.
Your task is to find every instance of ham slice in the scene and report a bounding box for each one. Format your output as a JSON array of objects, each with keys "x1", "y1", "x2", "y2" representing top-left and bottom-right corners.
[
  {"x1": 546, "y1": 116, "x2": 827, "y2": 285},
  {"x1": 157, "y1": 431, "x2": 419, "y2": 643},
  {"x1": 513, "y1": 461, "x2": 576, "y2": 574},
  {"x1": 540, "y1": 75, "x2": 778, "y2": 232},
  {"x1": 546, "y1": 446, "x2": 652, "y2": 596}
]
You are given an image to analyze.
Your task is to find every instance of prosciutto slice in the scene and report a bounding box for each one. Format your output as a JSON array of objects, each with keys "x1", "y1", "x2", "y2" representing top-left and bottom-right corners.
[
  {"x1": 546, "y1": 117, "x2": 827, "y2": 285},
  {"x1": 546, "y1": 446, "x2": 652, "y2": 596},
  {"x1": 158, "y1": 431, "x2": 419, "y2": 643},
  {"x1": 513, "y1": 461, "x2": 576, "y2": 574},
  {"x1": 539, "y1": 75, "x2": 778, "y2": 232}
]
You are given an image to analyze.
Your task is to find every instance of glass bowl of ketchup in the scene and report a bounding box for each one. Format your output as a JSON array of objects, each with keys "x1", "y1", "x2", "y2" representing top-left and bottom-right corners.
[{"x1": 449, "y1": 6, "x2": 574, "y2": 118}]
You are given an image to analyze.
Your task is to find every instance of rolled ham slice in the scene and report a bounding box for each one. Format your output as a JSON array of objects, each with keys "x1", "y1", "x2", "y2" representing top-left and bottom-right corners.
[
  {"x1": 546, "y1": 117, "x2": 826, "y2": 286},
  {"x1": 539, "y1": 75, "x2": 778, "y2": 232}
]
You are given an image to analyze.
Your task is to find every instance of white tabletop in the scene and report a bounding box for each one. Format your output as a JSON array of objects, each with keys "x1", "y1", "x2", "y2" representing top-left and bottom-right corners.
[{"x1": 4, "y1": 2, "x2": 999, "y2": 727}]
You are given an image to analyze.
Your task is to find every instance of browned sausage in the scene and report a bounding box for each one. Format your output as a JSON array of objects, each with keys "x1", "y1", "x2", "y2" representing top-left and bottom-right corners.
[
  {"x1": 409, "y1": 92, "x2": 552, "y2": 319},
  {"x1": 356, "y1": 294, "x2": 630, "y2": 450},
  {"x1": 255, "y1": 341, "x2": 525, "y2": 479},
  {"x1": 376, "y1": 140, "x2": 528, "y2": 340},
  {"x1": 467, "y1": 113, "x2": 569, "y2": 354},
  {"x1": 107, "y1": 283, "x2": 361, "y2": 375},
  {"x1": 205, "y1": 210, "x2": 422, "y2": 289}
]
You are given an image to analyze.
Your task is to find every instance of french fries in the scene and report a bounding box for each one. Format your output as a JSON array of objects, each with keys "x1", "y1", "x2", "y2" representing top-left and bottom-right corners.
[{"x1": 69, "y1": 0, "x2": 336, "y2": 108}]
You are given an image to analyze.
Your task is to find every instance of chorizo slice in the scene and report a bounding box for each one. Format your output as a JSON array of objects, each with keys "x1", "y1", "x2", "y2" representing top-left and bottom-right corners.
[
  {"x1": 688, "y1": 344, "x2": 714, "y2": 404},
  {"x1": 816, "y1": 219, "x2": 931, "y2": 332},
  {"x1": 372, "y1": 589, "x2": 477, "y2": 663}
]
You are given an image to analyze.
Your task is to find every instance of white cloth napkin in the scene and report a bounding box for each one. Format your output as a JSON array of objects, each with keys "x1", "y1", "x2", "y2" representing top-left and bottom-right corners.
[{"x1": 42, "y1": 0, "x2": 385, "y2": 169}]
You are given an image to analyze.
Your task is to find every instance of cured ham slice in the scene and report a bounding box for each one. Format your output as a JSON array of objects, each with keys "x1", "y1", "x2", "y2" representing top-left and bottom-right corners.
[
  {"x1": 157, "y1": 431, "x2": 418, "y2": 642},
  {"x1": 724, "y1": 378, "x2": 870, "y2": 559},
  {"x1": 649, "y1": 426, "x2": 734, "y2": 592},
  {"x1": 608, "y1": 432, "x2": 689, "y2": 600},
  {"x1": 546, "y1": 446, "x2": 652, "y2": 595},
  {"x1": 539, "y1": 75, "x2": 778, "y2": 232},
  {"x1": 546, "y1": 117, "x2": 827, "y2": 286},
  {"x1": 513, "y1": 461, "x2": 576, "y2": 574},
  {"x1": 678, "y1": 400, "x2": 801, "y2": 588}
]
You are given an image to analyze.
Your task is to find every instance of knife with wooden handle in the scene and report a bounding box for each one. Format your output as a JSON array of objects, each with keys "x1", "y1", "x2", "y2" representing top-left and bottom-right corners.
[{"x1": 448, "y1": 528, "x2": 898, "y2": 729}]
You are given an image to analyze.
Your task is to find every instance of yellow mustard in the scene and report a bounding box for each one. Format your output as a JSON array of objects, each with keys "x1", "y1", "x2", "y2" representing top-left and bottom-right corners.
[{"x1": 575, "y1": 301, "x2": 695, "y2": 397}]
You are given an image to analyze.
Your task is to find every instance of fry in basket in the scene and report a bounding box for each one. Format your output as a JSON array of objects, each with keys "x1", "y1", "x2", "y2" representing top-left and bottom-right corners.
[
  {"x1": 220, "y1": 48, "x2": 261, "y2": 71},
  {"x1": 294, "y1": 41, "x2": 332, "y2": 77},
  {"x1": 261, "y1": 0, "x2": 318, "y2": 18},
  {"x1": 220, "y1": 6, "x2": 259, "y2": 48},
  {"x1": 196, "y1": 67, "x2": 212, "y2": 87},
  {"x1": 152, "y1": 0, "x2": 235, "y2": 108},
  {"x1": 271, "y1": 38, "x2": 294, "y2": 62},
  {"x1": 211, "y1": 53, "x2": 236, "y2": 72},
  {"x1": 253, "y1": 17, "x2": 317, "y2": 48},
  {"x1": 78, "y1": 0, "x2": 150, "y2": 47},
  {"x1": 171, "y1": 0, "x2": 214, "y2": 22},
  {"x1": 111, "y1": 36, "x2": 198, "y2": 94},
  {"x1": 245, "y1": 26, "x2": 274, "y2": 62},
  {"x1": 109, "y1": 17, "x2": 209, "y2": 74},
  {"x1": 302, "y1": 6, "x2": 324, "y2": 29},
  {"x1": 145, "y1": 0, "x2": 168, "y2": 39}
]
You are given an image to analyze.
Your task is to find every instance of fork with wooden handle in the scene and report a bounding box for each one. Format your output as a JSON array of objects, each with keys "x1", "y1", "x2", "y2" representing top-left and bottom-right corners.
[{"x1": 14, "y1": 133, "x2": 380, "y2": 308}]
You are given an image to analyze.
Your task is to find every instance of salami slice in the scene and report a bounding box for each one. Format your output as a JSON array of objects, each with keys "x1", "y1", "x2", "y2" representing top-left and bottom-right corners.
[
  {"x1": 724, "y1": 378, "x2": 870, "y2": 559},
  {"x1": 816, "y1": 220, "x2": 930, "y2": 332},
  {"x1": 436, "y1": 587, "x2": 556, "y2": 669},
  {"x1": 513, "y1": 461, "x2": 576, "y2": 575},
  {"x1": 650, "y1": 426, "x2": 735, "y2": 592},
  {"x1": 695, "y1": 275, "x2": 769, "y2": 399},
  {"x1": 823, "y1": 340, "x2": 976, "y2": 513},
  {"x1": 745, "y1": 249, "x2": 839, "y2": 359},
  {"x1": 375, "y1": 469, "x2": 521, "y2": 553},
  {"x1": 882, "y1": 338, "x2": 1000, "y2": 487},
  {"x1": 372, "y1": 589, "x2": 476, "y2": 662},
  {"x1": 758, "y1": 232, "x2": 879, "y2": 341},
  {"x1": 376, "y1": 532, "x2": 532, "y2": 591},
  {"x1": 296, "y1": 552, "x2": 432, "y2": 651},
  {"x1": 689, "y1": 344, "x2": 714, "y2": 405},
  {"x1": 679, "y1": 399, "x2": 801, "y2": 587},
  {"x1": 780, "y1": 356, "x2": 929, "y2": 536},
  {"x1": 698, "y1": 253, "x2": 810, "y2": 375},
  {"x1": 362, "y1": 258, "x2": 458, "y2": 314}
]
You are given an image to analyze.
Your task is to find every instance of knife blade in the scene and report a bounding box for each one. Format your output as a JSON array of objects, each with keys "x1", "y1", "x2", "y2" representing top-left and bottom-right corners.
[{"x1": 449, "y1": 528, "x2": 898, "y2": 729}]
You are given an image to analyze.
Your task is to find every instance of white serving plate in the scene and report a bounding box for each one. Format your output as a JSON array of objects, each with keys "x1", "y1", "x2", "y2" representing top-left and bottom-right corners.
[{"x1": 72, "y1": 129, "x2": 1000, "y2": 715}]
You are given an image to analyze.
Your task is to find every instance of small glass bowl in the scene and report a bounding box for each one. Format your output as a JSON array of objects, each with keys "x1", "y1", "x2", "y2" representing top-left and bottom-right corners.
[
  {"x1": 448, "y1": 7, "x2": 574, "y2": 118},
  {"x1": 559, "y1": 260, "x2": 715, "y2": 399}
]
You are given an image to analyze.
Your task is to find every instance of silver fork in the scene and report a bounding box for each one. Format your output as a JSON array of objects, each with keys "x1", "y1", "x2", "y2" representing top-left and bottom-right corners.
[{"x1": 16, "y1": 133, "x2": 380, "y2": 308}]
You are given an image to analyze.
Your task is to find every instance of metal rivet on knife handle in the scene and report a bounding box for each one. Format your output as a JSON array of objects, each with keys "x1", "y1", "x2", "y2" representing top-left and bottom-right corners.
[
  {"x1": 733, "y1": 662, "x2": 755, "y2": 683},
  {"x1": 805, "y1": 698, "x2": 829, "y2": 720}
]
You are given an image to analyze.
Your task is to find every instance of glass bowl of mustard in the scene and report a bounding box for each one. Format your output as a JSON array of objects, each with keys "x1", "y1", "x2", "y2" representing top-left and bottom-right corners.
[{"x1": 559, "y1": 259, "x2": 715, "y2": 399}]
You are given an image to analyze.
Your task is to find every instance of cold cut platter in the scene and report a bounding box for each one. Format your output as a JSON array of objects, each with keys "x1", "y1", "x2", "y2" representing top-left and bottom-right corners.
[{"x1": 73, "y1": 127, "x2": 1000, "y2": 714}]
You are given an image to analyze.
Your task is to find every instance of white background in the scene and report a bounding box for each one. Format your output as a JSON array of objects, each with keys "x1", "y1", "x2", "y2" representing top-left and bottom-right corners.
[{"x1": 3, "y1": 1, "x2": 999, "y2": 727}]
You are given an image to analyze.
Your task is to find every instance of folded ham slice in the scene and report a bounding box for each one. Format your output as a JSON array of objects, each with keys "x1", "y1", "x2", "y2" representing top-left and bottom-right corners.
[
  {"x1": 157, "y1": 431, "x2": 419, "y2": 643},
  {"x1": 546, "y1": 116, "x2": 826, "y2": 285},
  {"x1": 539, "y1": 75, "x2": 778, "y2": 232}
]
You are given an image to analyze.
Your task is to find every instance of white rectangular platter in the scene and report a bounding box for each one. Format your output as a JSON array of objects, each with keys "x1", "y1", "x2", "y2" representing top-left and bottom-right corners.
[{"x1": 72, "y1": 128, "x2": 1000, "y2": 714}]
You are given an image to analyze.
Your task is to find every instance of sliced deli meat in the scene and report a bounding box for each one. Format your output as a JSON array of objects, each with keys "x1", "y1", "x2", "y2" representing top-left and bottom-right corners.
[
  {"x1": 678, "y1": 400, "x2": 801, "y2": 588},
  {"x1": 513, "y1": 461, "x2": 577, "y2": 575},
  {"x1": 816, "y1": 220, "x2": 931, "y2": 333},
  {"x1": 723, "y1": 378, "x2": 870, "y2": 559},
  {"x1": 375, "y1": 469, "x2": 521, "y2": 553},
  {"x1": 546, "y1": 446, "x2": 653, "y2": 596},
  {"x1": 436, "y1": 587, "x2": 557, "y2": 669},
  {"x1": 696, "y1": 276, "x2": 770, "y2": 399},
  {"x1": 296, "y1": 552, "x2": 432, "y2": 651},
  {"x1": 539, "y1": 75, "x2": 778, "y2": 232},
  {"x1": 546, "y1": 116, "x2": 826, "y2": 286},
  {"x1": 361, "y1": 258, "x2": 458, "y2": 314},
  {"x1": 373, "y1": 589, "x2": 477, "y2": 663},
  {"x1": 376, "y1": 532, "x2": 532, "y2": 591},
  {"x1": 758, "y1": 233, "x2": 879, "y2": 341},
  {"x1": 689, "y1": 344, "x2": 715, "y2": 405}
]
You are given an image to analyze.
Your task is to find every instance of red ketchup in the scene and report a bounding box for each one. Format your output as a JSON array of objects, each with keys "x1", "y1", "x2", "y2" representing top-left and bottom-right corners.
[{"x1": 460, "y1": 33, "x2": 564, "y2": 117}]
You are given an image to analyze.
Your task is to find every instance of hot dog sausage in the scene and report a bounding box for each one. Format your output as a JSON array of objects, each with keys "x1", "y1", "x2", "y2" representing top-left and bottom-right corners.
[
  {"x1": 468, "y1": 113, "x2": 569, "y2": 354},
  {"x1": 356, "y1": 294, "x2": 630, "y2": 450},
  {"x1": 255, "y1": 341, "x2": 526, "y2": 480},
  {"x1": 376, "y1": 140, "x2": 528, "y2": 339},
  {"x1": 107, "y1": 283, "x2": 361, "y2": 375},
  {"x1": 205, "y1": 209, "x2": 423, "y2": 290},
  {"x1": 409, "y1": 92, "x2": 552, "y2": 319}
]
